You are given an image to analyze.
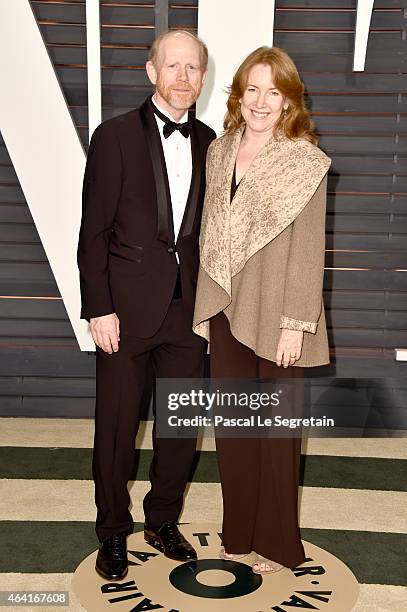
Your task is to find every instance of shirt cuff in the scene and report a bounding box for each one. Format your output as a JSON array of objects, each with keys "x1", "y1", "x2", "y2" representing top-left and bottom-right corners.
[{"x1": 280, "y1": 315, "x2": 317, "y2": 334}]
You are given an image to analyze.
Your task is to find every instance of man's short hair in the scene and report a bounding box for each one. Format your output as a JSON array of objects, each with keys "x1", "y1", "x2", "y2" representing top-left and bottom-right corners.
[{"x1": 149, "y1": 30, "x2": 208, "y2": 70}]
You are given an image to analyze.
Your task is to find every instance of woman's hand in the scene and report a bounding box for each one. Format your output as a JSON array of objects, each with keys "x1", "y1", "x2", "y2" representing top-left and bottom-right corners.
[{"x1": 276, "y1": 329, "x2": 304, "y2": 368}]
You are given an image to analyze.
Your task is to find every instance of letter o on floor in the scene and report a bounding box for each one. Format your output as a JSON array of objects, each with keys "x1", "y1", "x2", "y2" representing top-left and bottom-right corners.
[{"x1": 169, "y1": 559, "x2": 262, "y2": 598}]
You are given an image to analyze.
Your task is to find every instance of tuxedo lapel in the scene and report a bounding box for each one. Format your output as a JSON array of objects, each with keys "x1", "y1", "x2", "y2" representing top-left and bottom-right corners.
[
  {"x1": 139, "y1": 97, "x2": 174, "y2": 246},
  {"x1": 177, "y1": 119, "x2": 202, "y2": 242}
]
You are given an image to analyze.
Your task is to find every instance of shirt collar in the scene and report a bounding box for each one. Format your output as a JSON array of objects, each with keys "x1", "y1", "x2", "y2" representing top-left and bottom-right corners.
[{"x1": 152, "y1": 94, "x2": 188, "y2": 124}]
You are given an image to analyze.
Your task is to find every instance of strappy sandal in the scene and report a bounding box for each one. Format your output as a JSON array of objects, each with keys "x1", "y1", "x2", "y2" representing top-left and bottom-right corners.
[
  {"x1": 219, "y1": 547, "x2": 249, "y2": 560},
  {"x1": 252, "y1": 555, "x2": 285, "y2": 574}
]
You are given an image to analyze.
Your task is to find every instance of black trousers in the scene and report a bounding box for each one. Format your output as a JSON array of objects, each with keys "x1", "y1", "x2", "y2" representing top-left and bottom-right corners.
[
  {"x1": 210, "y1": 311, "x2": 306, "y2": 568},
  {"x1": 93, "y1": 295, "x2": 206, "y2": 542}
]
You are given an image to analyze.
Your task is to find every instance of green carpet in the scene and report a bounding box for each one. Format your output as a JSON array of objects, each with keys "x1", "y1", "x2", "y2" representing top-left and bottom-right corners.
[
  {"x1": 1, "y1": 447, "x2": 406, "y2": 491},
  {"x1": 0, "y1": 521, "x2": 406, "y2": 586},
  {"x1": 0, "y1": 418, "x2": 406, "y2": 611}
]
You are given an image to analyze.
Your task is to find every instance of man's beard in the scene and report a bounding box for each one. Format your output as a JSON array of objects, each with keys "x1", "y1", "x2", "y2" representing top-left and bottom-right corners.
[{"x1": 156, "y1": 79, "x2": 200, "y2": 111}]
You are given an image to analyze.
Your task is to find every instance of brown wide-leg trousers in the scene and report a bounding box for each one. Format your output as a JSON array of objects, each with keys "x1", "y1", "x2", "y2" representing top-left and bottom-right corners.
[{"x1": 210, "y1": 311, "x2": 306, "y2": 569}]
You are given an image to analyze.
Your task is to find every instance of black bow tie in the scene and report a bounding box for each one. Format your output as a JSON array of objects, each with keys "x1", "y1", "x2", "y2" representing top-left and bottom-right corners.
[
  {"x1": 152, "y1": 101, "x2": 193, "y2": 139},
  {"x1": 163, "y1": 120, "x2": 193, "y2": 139}
]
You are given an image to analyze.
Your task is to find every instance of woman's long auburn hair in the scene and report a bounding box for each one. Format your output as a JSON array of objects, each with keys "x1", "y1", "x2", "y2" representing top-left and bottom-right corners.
[{"x1": 224, "y1": 46, "x2": 318, "y2": 145}]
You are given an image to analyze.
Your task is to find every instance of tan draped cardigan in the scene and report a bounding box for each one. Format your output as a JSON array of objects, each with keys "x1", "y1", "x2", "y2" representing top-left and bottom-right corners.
[{"x1": 192, "y1": 126, "x2": 332, "y2": 367}]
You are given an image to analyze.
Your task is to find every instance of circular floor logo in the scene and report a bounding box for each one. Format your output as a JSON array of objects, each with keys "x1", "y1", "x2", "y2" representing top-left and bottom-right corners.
[{"x1": 72, "y1": 523, "x2": 359, "y2": 611}]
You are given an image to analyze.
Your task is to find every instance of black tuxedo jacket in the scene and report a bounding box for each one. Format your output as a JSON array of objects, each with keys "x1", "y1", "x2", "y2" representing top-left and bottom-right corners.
[{"x1": 77, "y1": 97, "x2": 216, "y2": 337}]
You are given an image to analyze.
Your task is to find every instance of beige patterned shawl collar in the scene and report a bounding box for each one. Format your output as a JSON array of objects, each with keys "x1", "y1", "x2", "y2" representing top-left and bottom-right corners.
[{"x1": 199, "y1": 125, "x2": 332, "y2": 297}]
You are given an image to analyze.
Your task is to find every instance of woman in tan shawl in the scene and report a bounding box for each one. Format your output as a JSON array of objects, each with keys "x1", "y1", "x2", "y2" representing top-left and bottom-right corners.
[{"x1": 193, "y1": 47, "x2": 331, "y2": 574}]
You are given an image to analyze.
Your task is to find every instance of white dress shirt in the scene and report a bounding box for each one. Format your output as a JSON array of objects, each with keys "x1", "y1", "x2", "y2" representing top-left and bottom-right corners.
[{"x1": 152, "y1": 96, "x2": 193, "y2": 259}]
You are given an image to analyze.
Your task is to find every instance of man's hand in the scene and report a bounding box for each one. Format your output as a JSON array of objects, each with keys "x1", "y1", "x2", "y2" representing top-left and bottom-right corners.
[
  {"x1": 90, "y1": 313, "x2": 120, "y2": 354},
  {"x1": 276, "y1": 328, "x2": 304, "y2": 368}
]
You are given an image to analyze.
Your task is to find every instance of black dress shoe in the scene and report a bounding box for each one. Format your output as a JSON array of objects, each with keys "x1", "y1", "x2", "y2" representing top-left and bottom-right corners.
[
  {"x1": 95, "y1": 532, "x2": 128, "y2": 581},
  {"x1": 144, "y1": 521, "x2": 197, "y2": 562}
]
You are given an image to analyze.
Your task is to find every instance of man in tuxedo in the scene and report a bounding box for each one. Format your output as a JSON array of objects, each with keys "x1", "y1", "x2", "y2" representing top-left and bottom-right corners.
[{"x1": 77, "y1": 30, "x2": 215, "y2": 580}]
